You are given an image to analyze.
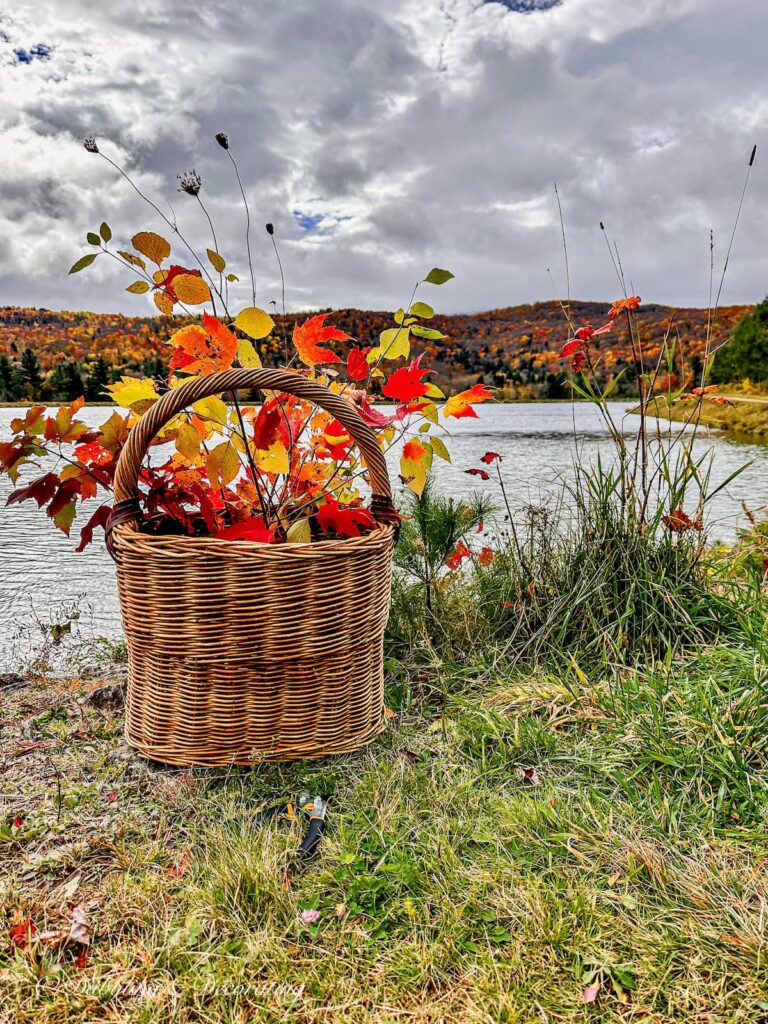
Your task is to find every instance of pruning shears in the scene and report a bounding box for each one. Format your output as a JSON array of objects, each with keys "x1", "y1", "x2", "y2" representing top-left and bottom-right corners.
[
  {"x1": 253, "y1": 791, "x2": 328, "y2": 860},
  {"x1": 297, "y1": 791, "x2": 327, "y2": 859}
]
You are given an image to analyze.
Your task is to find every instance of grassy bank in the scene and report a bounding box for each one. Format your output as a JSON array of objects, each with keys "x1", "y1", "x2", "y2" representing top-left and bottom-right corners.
[
  {"x1": 645, "y1": 389, "x2": 768, "y2": 441},
  {"x1": 3, "y1": 644, "x2": 768, "y2": 1023},
  {"x1": 4, "y1": 484, "x2": 768, "y2": 1022}
]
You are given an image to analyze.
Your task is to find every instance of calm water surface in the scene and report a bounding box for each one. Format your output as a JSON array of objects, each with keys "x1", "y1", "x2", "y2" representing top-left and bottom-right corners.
[{"x1": 1, "y1": 401, "x2": 766, "y2": 660}]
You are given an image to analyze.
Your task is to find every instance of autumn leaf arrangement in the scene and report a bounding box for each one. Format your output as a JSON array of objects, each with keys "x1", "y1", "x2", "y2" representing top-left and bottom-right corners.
[{"x1": 0, "y1": 134, "x2": 492, "y2": 550}]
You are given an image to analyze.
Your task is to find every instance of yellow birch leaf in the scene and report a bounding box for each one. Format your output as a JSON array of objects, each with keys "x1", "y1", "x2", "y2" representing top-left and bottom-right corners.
[
  {"x1": 400, "y1": 438, "x2": 432, "y2": 496},
  {"x1": 192, "y1": 395, "x2": 229, "y2": 426},
  {"x1": 207, "y1": 248, "x2": 226, "y2": 273},
  {"x1": 237, "y1": 337, "x2": 262, "y2": 368},
  {"x1": 234, "y1": 306, "x2": 275, "y2": 340},
  {"x1": 286, "y1": 518, "x2": 312, "y2": 544},
  {"x1": 173, "y1": 274, "x2": 211, "y2": 305},
  {"x1": 255, "y1": 441, "x2": 289, "y2": 475},
  {"x1": 132, "y1": 231, "x2": 171, "y2": 265},
  {"x1": 154, "y1": 291, "x2": 173, "y2": 316},
  {"x1": 175, "y1": 422, "x2": 202, "y2": 462},
  {"x1": 207, "y1": 441, "x2": 240, "y2": 486}
]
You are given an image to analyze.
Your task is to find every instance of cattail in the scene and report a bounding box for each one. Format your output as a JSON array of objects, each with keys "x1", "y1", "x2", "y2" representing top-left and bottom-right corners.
[
  {"x1": 83, "y1": 137, "x2": 99, "y2": 154},
  {"x1": 215, "y1": 132, "x2": 229, "y2": 150},
  {"x1": 177, "y1": 170, "x2": 202, "y2": 197}
]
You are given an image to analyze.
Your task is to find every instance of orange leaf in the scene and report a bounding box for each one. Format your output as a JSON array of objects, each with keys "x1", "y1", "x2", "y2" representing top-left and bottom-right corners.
[
  {"x1": 442, "y1": 384, "x2": 494, "y2": 420},
  {"x1": 293, "y1": 313, "x2": 349, "y2": 367}
]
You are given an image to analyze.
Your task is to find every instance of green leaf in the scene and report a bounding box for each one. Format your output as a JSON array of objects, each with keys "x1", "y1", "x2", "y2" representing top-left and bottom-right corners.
[
  {"x1": 418, "y1": 423, "x2": 430, "y2": 433},
  {"x1": 207, "y1": 248, "x2": 226, "y2": 273},
  {"x1": 99, "y1": 222, "x2": 112, "y2": 243},
  {"x1": 226, "y1": 273, "x2": 239, "y2": 282},
  {"x1": 68, "y1": 253, "x2": 97, "y2": 275},
  {"x1": 394, "y1": 308, "x2": 406, "y2": 325},
  {"x1": 86, "y1": 232, "x2": 101, "y2": 246},
  {"x1": 410, "y1": 301, "x2": 434, "y2": 319},
  {"x1": 126, "y1": 280, "x2": 150, "y2": 294},
  {"x1": 411, "y1": 325, "x2": 447, "y2": 340},
  {"x1": 424, "y1": 267, "x2": 454, "y2": 286},
  {"x1": 428, "y1": 436, "x2": 451, "y2": 462}
]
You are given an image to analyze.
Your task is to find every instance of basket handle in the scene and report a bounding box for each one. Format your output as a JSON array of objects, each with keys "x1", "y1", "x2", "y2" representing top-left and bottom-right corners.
[{"x1": 111, "y1": 367, "x2": 397, "y2": 531}]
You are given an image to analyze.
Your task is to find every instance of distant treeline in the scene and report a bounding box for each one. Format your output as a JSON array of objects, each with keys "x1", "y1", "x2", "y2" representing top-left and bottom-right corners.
[{"x1": 0, "y1": 300, "x2": 756, "y2": 403}]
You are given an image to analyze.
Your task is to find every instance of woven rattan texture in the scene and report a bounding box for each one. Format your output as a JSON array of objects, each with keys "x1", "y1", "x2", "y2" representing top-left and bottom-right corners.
[{"x1": 110, "y1": 369, "x2": 396, "y2": 766}]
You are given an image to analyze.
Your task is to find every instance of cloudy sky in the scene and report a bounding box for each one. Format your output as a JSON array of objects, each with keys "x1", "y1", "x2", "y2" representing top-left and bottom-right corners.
[{"x1": 0, "y1": 0, "x2": 766, "y2": 316}]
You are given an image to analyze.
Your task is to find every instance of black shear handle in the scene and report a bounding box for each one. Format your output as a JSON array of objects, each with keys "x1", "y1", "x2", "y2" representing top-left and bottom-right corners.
[{"x1": 298, "y1": 816, "x2": 325, "y2": 858}]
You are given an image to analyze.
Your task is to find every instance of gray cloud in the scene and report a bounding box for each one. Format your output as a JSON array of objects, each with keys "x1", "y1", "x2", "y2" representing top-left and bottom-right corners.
[{"x1": 0, "y1": 0, "x2": 765, "y2": 317}]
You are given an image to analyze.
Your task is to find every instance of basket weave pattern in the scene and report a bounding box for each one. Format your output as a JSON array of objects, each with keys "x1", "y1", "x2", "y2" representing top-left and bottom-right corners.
[{"x1": 110, "y1": 369, "x2": 396, "y2": 766}]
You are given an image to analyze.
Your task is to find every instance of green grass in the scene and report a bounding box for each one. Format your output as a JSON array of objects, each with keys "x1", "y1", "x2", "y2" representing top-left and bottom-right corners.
[
  {"x1": 4, "y1": 479, "x2": 768, "y2": 1022},
  {"x1": 3, "y1": 640, "x2": 768, "y2": 1022}
]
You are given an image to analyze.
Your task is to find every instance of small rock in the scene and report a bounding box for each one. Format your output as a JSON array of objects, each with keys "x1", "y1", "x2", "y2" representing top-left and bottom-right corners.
[{"x1": 86, "y1": 683, "x2": 125, "y2": 712}]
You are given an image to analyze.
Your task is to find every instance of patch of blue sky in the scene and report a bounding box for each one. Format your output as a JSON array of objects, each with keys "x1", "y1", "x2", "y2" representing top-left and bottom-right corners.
[{"x1": 12, "y1": 43, "x2": 53, "y2": 64}]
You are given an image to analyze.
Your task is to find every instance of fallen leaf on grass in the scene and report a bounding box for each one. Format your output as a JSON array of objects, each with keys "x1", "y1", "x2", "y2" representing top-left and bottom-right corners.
[
  {"x1": 519, "y1": 766, "x2": 540, "y2": 786},
  {"x1": 9, "y1": 918, "x2": 36, "y2": 950},
  {"x1": 67, "y1": 904, "x2": 90, "y2": 947},
  {"x1": 583, "y1": 981, "x2": 600, "y2": 1003}
]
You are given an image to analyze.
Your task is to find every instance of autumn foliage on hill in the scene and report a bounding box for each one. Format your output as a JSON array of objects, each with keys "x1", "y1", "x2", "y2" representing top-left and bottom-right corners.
[{"x1": 0, "y1": 300, "x2": 750, "y2": 404}]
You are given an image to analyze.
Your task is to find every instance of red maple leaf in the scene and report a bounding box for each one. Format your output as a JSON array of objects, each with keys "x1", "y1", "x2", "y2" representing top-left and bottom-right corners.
[
  {"x1": 347, "y1": 348, "x2": 370, "y2": 382},
  {"x1": 445, "y1": 541, "x2": 472, "y2": 571},
  {"x1": 480, "y1": 451, "x2": 502, "y2": 464},
  {"x1": 293, "y1": 313, "x2": 348, "y2": 366},
  {"x1": 6, "y1": 472, "x2": 59, "y2": 508},
  {"x1": 382, "y1": 358, "x2": 431, "y2": 402},
  {"x1": 478, "y1": 546, "x2": 494, "y2": 566},
  {"x1": 316, "y1": 499, "x2": 375, "y2": 538},
  {"x1": 465, "y1": 468, "x2": 490, "y2": 480},
  {"x1": 212, "y1": 519, "x2": 276, "y2": 543}
]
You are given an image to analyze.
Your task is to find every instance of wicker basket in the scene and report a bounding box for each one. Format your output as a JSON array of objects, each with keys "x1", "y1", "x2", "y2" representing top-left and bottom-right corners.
[{"x1": 108, "y1": 368, "x2": 398, "y2": 766}]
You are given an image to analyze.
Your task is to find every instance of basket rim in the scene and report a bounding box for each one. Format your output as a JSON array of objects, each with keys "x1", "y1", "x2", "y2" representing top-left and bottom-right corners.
[{"x1": 109, "y1": 520, "x2": 395, "y2": 555}]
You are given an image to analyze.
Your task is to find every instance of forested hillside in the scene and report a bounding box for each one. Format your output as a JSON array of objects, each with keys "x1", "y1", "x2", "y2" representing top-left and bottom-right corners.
[{"x1": 0, "y1": 301, "x2": 750, "y2": 402}]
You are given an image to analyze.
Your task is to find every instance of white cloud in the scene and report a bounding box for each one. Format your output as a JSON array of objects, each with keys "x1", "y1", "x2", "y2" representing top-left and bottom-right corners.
[{"x1": 0, "y1": 0, "x2": 765, "y2": 316}]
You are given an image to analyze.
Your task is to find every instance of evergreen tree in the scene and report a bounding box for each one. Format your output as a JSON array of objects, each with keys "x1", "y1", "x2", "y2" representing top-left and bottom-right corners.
[
  {"x1": 85, "y1": 356, "x2": 111, "y2": 401},
  {"x1": 19, "y1": 348, "x2": 43, "y2": 399},
  {"x1": 0, "y1": 354, "x2": 22, "y2": 402},
  {"x1": 48, "y1": 361, "x2": 84, "y2": 401},
  {"x1": 711, "y1": 298, "x2": 768, "y2": 383}
]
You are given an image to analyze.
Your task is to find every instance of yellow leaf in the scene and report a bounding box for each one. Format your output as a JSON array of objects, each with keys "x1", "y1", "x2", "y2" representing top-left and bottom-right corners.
[
  {"x1": 132, "y1": 231, "x2": 171, "y2": 265},
  {"x1": 234, "y1": 306, "x2": 275, "y2": 341},
  {"x1": 368, "y1": 327, "x2": 410, "y2": 363},
  {"x1": 207, "y1": 249, "x2": 226, "y2": 273},
  {"x1": 175, "y1": 422, "x2": 202, "y2": 462},
  {"x1": 154, "y1": 291, "x2": 173, "y2": 316},
  {"x1": 237, "y1": 338, "x2": 262, "y2": 369},
  {"x1": 126, "y1": 280, "x2": 149, "y2": 294},
  {"x1": 192, "y1": 395, "x2": 229, "y2": 426},
  {"x1": 107, "y1": 376, "x2": 160, "y2": 410},
  {"x1": 400, "y1": 438, "x2": 432, "y2": 496},
  {"x1": 255, "y1": 441, "x2": 289, "y2": 475},
  {"x1": 207, "y1": 441, "x2": 240, "y2": 486},
  {"x1": 424, "y1": 383, "x2": 445, "y2": 399},
  {"x1": 173, "y1": 274, "x2": 211, "y2": 305},
  {"x1": 286, "y1": 518, "x2": 312, "y2": 544},
  {"x1": 118, "y1": 251, "x2": 147, "y2": 270}
]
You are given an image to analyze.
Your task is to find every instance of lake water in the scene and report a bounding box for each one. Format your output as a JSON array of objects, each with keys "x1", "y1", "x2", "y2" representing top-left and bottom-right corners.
[{"x1": 1, "y1": 401, "x2": 766, "y2": 664}]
